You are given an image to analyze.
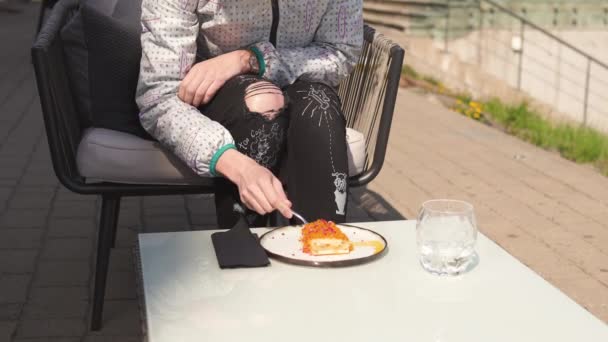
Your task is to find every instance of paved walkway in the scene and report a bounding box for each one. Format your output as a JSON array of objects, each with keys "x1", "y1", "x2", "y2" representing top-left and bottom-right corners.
[{"x1": 0, "y1": 3, "x2": 606, "y2": 341}]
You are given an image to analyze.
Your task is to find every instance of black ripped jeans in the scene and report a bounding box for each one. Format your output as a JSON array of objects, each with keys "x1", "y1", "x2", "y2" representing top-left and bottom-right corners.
[{"x1": 199, "y1": 75, "x2": 348, "y2": 228}]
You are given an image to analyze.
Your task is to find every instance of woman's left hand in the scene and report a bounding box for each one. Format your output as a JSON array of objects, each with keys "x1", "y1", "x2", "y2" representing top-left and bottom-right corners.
[{"x1": 179, "y1": 50, "x2": 252, "y2": 107}]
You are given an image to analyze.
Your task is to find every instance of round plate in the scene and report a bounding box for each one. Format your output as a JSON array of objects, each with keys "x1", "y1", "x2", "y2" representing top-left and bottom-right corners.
[{"x1": 259, "y1": 224, "x2": 388, "y2": 267}]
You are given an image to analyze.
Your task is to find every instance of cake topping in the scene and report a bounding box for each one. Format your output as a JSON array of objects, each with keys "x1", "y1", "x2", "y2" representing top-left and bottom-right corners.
[{"x1": 301, "y1": 219, "x2": 352, "y2": 255}]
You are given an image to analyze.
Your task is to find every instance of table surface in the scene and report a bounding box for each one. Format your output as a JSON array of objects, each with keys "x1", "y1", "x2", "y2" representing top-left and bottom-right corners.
[{"x1": 137, "y1": 220, "x2": 608, "y2": 342}]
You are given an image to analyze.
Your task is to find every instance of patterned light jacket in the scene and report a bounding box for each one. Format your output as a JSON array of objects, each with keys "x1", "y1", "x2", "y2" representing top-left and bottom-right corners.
[{"x1": 136, "y1": 0, "x2": 363, "y2": 176}]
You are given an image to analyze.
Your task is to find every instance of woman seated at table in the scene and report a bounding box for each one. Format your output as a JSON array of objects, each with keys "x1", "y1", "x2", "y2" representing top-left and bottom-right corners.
[{"x1": 136, "y1": 0, "x2": 363, "y2": 227}]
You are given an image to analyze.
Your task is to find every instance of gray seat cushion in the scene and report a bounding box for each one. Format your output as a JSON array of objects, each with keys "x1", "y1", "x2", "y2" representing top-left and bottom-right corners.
[
  {"x1": 77, "y1": 128, "x2": 367, "y2": 185},
  {"x1": 77, "y1": 128, "x2": 206, "y2": 185}
]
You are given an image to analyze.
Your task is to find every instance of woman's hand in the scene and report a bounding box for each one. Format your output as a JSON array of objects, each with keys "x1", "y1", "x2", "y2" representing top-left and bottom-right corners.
[
  {"x1": 179, "y1": 50, "x2": 252, "y2": 107},
  {"x1": 215, "y1": 149, "x2": 293, "y2": 219}
]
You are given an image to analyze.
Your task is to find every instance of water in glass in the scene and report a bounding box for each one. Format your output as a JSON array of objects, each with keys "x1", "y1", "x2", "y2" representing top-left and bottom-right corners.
[{"x1": 416, "y1": 199, "x2": 477, "y2": 276}]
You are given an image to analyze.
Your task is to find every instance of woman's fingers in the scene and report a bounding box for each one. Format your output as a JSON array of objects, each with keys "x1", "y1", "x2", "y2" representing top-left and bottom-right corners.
[
  {"x1": 192, "y1": 79, "x2": 212, "y2": 107},
  {"x1": 178, "y1": 67, "x2": 197, "y2": 102},
  {"x1": 241, "y1": 191, "x2": 266, "y2": 216},
  {"x1": 182, "y1": 74, "x2": 202, "y2": 105},
  {"x1": 249, "y1": 184, "x2": 274, "y2": 214},
  {"x1": 271, "y1": 177, "x2": 293, "y2": 218},
  {"x1": 203, "y1": 79, "x2": 225, "y2": 105}
]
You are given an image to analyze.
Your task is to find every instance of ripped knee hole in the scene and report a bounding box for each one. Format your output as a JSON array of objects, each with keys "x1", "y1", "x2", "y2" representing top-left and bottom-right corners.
[{"x1": 244, "y1": 81, "x2": 285, "y2": 120}]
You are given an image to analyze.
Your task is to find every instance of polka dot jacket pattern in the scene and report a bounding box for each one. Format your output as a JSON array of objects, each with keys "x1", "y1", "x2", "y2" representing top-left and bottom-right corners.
[{"x1": 136, "y1": 0, "x2": 363, "y2": 176}]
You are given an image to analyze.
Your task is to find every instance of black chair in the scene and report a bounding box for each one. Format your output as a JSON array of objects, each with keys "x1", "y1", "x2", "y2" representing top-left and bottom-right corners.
[
  {"x1": 36, "y1": 0, "x2": 59, "y2": 33},
  {"x1": 32, "y1": 0, "x2": 403, "y2": 331}
]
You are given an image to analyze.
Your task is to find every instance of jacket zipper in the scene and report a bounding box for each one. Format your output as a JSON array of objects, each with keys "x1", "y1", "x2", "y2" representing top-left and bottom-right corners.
[{"x1": 270, "y1": 0, "x2": 279, "y2": 46}]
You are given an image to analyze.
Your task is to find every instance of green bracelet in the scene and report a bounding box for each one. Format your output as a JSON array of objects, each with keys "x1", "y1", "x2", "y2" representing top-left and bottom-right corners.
[
  {"x1": 249, "y1": 46, "x2": 266, "y2": 77},
  {"x1": 209, "y1": 143, "x2": 236, "y2": 177}
]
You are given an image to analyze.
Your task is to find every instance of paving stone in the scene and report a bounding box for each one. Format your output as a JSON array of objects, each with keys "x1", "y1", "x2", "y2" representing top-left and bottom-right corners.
[
  {"x1": 84, "y1": 336, "x2": 140, "y2": 342},
  {"x1": 560, "y1": 277, "x2": 608, "y2": 323},
  {"x1": 0, "y1": 178, "x2": 20, "y2": 186},
  {"x1": 55, "y1": 191, "x2": 92, "y2": 202},
  {"x1": 0, "y1": 229, "x2": 44, "y2": 249},
  {"x1": 114, "y1": 229, "x2": 138, "y2": 249},
  {"x1": 13, "y1": 338, "x2": 80, "y2": 342},
  {"x1": 33, "y1": 261, "x2": 90, "y2": 287},
  {"x1": 185, "y1": 197, "x2": 217, "y2": 216},
  {"x1": 116, "y1": 210, "x2": 142, "y2": 228},
  {"x1": 105, "y1": 272, "x2": 136, "y2": 300},
  {"x1": 191, "y1": 224, "x2": 221, "y2": 231},
  {"x1": 109, "y1": 249, "x2": 135, "y2": 273},
  {"x1": 40, "y1": 238, "x2": 93, "y2": 261},
  {"x1": 142, "y1": 196, "x2": 185, "y2": 208},
  {"x1": 23, "y1": 164, "x2": 55, "y2": 177},
  {"x1": 189, "y1": 214, "x2": 217, "y2": 226},
  {"x1": 86, "y1": 300, "x2": 141, "y2": 336},
  {"x1": 143, "y1": 205, "x2": 188, "y2": 217},
  {"x1": 0, "y1": 274, "x2": 31, "y2": 302},
  {"x1": 0, "y1": 187, "x2": 12, "y2": 208},
  {"x1": 0, "y1": 166, "x2": 24, "y2": 179},
  {"x1": 51, "y1": 202, "x2": 97, "y2": 219},
  {"x1": 0, "y1": 250, "x2": 37, "y2": 273},
  {"x1": 19, "y1": 174, "x2": 59, "y2": 186},
  {"x1": 16, "y1": 319, "x2": 85, "y2": 338},
  {"x1": 0, "y1": 208, "x2": 48, "y2": 228},
  {"x1": 142, "y1": 215, "x2": 190, "y2": 233},
  {"x1": 0, "y1": 321, "x2": 17, "y2": 341},
  {"x1": 22, "y1": 300, "x2": 88, "y2": 319},
  {"x1": 48, "y1": 218, "x2": 95, "y2": 238},
  {"x1": 0, "y1": 303, "x2": 22, "y2": 320},
  {"x1": 9, "y1": 192, "x2": 55, "y2": 209},
  {"x1": 29, "y1": 287, "x2": 89, "y2": 303}
]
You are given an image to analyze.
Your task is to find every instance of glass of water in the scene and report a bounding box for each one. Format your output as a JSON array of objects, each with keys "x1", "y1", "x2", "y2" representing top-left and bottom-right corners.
[{"x1": 416, "y1": 199, "x2": 478, "y2": 276}]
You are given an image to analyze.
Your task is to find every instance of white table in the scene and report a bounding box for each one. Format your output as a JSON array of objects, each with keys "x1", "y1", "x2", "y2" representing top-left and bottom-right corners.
[{"x1": 137, "y1": 220, "x2": 608, "y2": 342}]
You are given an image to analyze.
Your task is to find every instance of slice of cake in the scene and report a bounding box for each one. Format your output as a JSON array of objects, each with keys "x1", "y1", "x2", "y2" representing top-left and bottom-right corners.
[{"x1": 301, "y1": 219, "x2": 353, "y2": 255}]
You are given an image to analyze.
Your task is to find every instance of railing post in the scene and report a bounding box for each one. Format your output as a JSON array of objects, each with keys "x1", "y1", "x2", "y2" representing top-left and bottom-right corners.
[
  {"x1": 478, "y1": 0, "x2": 483, "y2": 65},
  {"x1": 583, "y1": 58, "x2": 591, "y2": 126},
  {"x1": 444, "y1": 0, "x2": 451, "y2": 53},
  {"x1": 517, "y1": 20, "x2": 525, "y2": 90}
]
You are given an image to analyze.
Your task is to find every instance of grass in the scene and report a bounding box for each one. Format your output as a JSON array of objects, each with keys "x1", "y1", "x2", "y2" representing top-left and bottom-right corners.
[
  {"x1": 400, "y1": 65, "x2": 608, "y2": 176},
  {"x1": 483, "y1": 100, "x2": 608, "y2": 173},
  {"x1": 402, "y1": 65, "x2": 419, "y2": 79},
  {"x1": 402, "y1": 65, "x2": 442, "y2": 87}
]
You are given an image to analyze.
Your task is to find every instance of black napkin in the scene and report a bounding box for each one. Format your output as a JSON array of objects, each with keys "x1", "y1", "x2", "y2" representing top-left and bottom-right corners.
[{"x1": 211, "y1": 208, "x2": 270, "y2": 269}]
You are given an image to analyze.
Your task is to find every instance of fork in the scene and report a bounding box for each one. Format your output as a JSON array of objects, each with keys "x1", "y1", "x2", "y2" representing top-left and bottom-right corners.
[{"x1": 291, "y1": 210, "x2": 309, "y2": 225}]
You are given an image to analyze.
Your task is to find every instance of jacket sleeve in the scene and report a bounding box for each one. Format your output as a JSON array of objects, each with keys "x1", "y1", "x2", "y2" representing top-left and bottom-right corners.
[
  {"x1": 250, "y1": 0, "x2": 363, "y2": 87},
  {"x1": 136, "y1": 0, "x2": 235, "y2": 177}
]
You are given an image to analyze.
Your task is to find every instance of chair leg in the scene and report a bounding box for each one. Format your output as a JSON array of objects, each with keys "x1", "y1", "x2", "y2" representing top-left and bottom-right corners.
[
  {"x1": 90, "y1": 195, "x2": 121, "y2": 331},
  {"x1": 108, "y1": 198, "x2": 121, "y2": 248}
]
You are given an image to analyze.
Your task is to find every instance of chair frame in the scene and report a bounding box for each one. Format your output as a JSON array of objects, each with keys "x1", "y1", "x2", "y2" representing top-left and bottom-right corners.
[{"x1": 32, "y1": 0, "x2": 403, "y2": 331}]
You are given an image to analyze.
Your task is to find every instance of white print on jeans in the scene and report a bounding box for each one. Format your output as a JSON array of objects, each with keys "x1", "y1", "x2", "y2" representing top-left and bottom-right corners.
[
  {"x1": 297, "y1": 87, "x2": 341, "y2": 127},
  {"x1": 333, "y1": 172, "x2": 347, "y2": 215},
  {"x1": 239, "y1": 123, "x2": 283, "y2": 169},
  {"x1": 298, "y1": 85, "x2": 346, "y2": 215}
]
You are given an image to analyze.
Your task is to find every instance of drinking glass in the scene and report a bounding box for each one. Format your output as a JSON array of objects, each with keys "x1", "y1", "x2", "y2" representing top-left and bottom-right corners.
[{"x1": 416, "y1": 199, "x2": 478, "y2": 276}]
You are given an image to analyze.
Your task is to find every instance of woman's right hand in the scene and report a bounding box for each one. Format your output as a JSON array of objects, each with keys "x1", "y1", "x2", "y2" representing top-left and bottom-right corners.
[
  {"x1": 215, "y1": 149, "x2": 293, "y2": 219},
  {"x1": 178, "y1": 50, "x2": 252, "y2": 107}
]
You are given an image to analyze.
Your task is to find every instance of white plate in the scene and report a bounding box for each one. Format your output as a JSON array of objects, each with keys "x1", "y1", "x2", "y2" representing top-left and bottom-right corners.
[{"x1": 259, "y1": 224, "x2": 388, "y2": 267}]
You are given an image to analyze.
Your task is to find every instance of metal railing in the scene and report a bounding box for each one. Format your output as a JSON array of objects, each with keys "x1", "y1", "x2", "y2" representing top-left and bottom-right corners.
[{"x1": 442, "y1": 0, "x2": 608, "y2": 130}]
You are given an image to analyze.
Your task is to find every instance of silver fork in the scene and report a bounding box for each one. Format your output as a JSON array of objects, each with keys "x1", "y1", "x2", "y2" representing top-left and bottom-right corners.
[{"x1": 291, "y1": 210, "x2": 309, "y2": 225}]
